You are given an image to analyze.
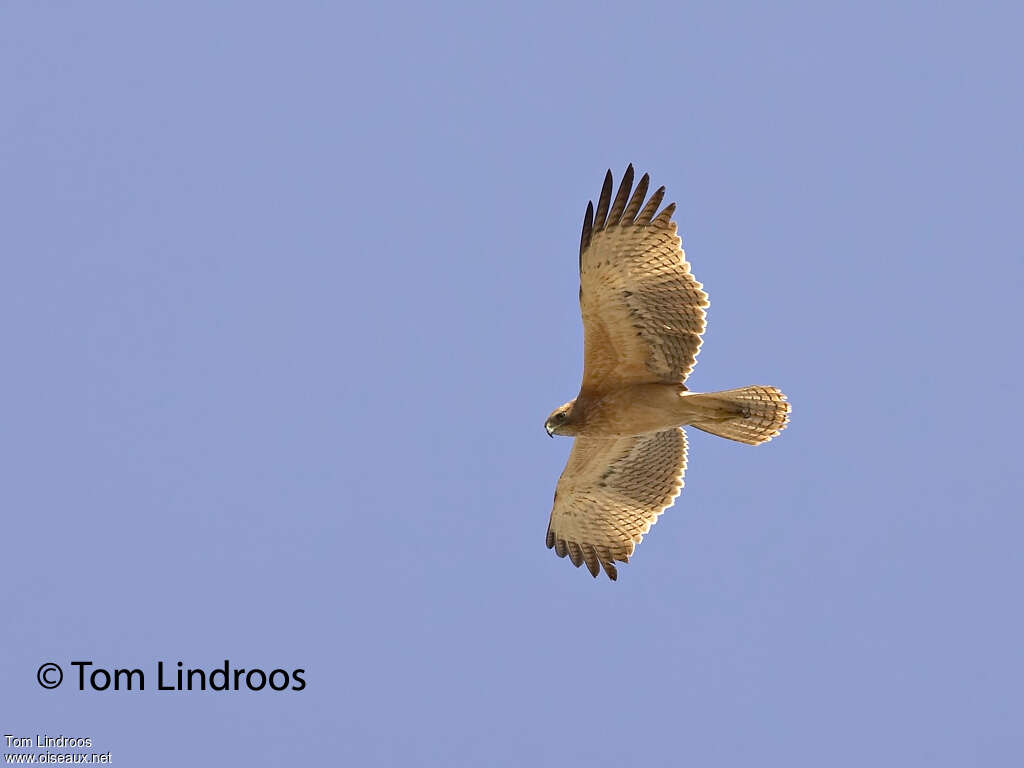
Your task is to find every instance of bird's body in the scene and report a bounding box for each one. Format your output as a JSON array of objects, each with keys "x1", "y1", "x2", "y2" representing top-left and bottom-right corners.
[
  {"x1": 544, "y1": 166, "x2": 790, "y2": 580},
  {"x1": 550, "y1": 383, "x2": 697, "y2": 437}
]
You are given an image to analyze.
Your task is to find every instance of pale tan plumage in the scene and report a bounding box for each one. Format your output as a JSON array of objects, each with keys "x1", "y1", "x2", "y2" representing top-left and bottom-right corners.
[{"x1": 544, "y1": 166, "x2": 791, "y2": 580}]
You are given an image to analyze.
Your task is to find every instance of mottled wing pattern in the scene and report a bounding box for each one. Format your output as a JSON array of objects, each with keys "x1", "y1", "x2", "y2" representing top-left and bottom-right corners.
[
  {"x1": 579, "y1": 165, "x2": 709, "y2": 392},
  {"x1": 546, "y1": 428, "x2": 687, "y2": 580}
]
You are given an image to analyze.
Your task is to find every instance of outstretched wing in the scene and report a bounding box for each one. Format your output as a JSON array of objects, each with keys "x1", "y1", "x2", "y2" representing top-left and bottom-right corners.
[
  {"x1": 545, "y1": 428, "x2": 687, "y2": 580},
  {"x1": 578, "y1": 165, "x2": 708, "y2": 394}
]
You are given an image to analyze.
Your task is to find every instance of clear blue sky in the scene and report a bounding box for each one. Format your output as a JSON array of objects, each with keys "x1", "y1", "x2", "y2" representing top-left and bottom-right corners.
[{"x1": 3, "y1": 2, "x2": 1022, "y2": 765}]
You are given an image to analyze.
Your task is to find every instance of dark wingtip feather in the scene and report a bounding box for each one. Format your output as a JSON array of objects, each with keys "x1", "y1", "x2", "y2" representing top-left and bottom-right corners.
[
  {"x1": 592, "y1": 170, "x2": 614, "y2": 231},
  {"x1": 579, "y1": 200, "x2": 594, "y2": 266},
  {"x1": 653, "y1": 201, "x2": 677, "y2": 227},
  {"x1": 636, "y1": 185, "x2": 666, "y2": 225},
  {"x1": 622, "y1": 172, "x2": 650, "y2": 225},
  {"x1": 567, "y1": 540, "x2": 583, "y2": 567},
  {"x1": 607, "y1": 164, "x2": 634, "y2": 227}
]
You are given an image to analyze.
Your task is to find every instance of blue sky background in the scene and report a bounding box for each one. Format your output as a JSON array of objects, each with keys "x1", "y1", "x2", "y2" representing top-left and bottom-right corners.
[{"x1": 3, "y1": 2, "x2": 1022, "y2": 765}]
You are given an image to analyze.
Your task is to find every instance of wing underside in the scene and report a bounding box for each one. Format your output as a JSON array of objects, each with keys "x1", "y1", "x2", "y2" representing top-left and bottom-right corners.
[
  {"x1": 546, "y1": 429, "x2": 687, "y2": 580},
  {"x1": 578, "y1": 165, "x2": 709, "y2": 392}
]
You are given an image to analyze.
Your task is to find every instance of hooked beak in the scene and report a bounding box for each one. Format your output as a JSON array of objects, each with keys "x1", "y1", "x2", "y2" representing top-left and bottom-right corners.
[{"x1": 545, "y1": 423, "x2": 554, "y2": 438}]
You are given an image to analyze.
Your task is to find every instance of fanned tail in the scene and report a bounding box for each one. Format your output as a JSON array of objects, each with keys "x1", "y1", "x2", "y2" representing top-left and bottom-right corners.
[{"x1": 688, "y1": 386, "x2": 790, "y2": 445}]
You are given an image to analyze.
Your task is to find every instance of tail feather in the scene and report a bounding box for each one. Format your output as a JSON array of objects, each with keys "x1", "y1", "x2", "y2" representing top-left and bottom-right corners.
[{"x1": 688, "y1": 386, "x2": 790, "y2": 445}]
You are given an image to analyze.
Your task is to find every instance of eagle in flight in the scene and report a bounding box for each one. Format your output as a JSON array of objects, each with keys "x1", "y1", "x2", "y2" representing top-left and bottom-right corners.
[{"x1": 544, "y1": 165, "x2": 790, "y2": 580}]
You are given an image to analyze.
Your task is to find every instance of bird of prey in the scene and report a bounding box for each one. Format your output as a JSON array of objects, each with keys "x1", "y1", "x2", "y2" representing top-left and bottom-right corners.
[{"x1": 544, "y1": 165, "x2": 790, "y2": 580}]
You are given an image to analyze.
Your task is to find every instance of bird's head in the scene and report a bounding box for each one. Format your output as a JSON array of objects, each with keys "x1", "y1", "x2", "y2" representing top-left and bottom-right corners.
[{"x1": 545, "y1": 401, "x2": 578, "y2": 438}]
